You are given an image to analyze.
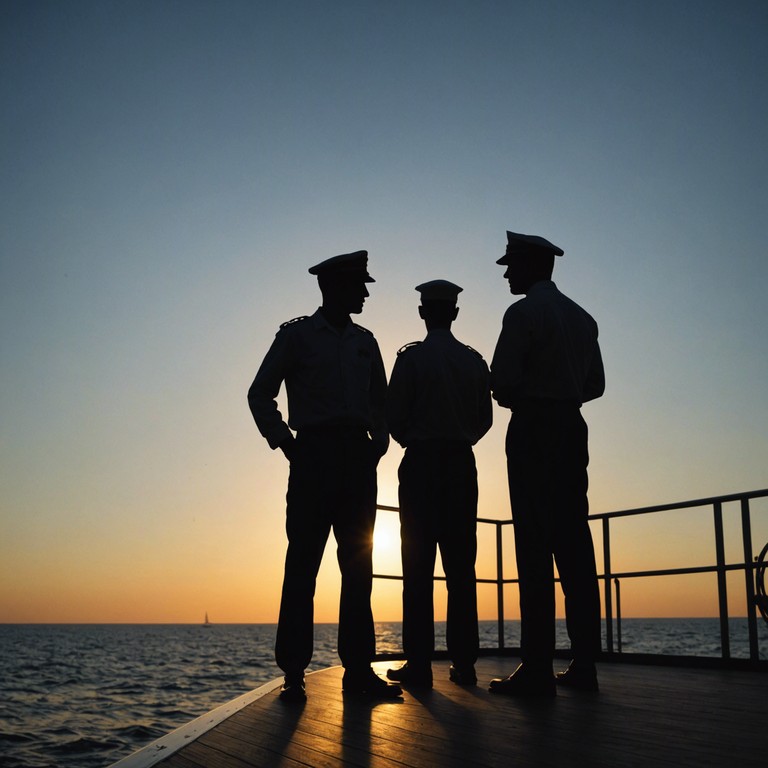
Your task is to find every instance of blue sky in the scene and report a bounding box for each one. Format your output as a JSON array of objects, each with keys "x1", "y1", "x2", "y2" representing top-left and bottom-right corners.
[{"x1": 1, "y1": 0, "x2": 766, "y2": 622}]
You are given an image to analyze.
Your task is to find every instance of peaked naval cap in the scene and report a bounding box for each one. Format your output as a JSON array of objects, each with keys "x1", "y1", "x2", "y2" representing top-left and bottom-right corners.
[
  {"x1": 415, "y1": 279, "x2": 463, "y2": 303},
  {"x1": 308, "y1": 250, "x2": 375, "y2": 282},
  {"x1": 496, "y1": 231, "x2": 564, "y2": 264}
]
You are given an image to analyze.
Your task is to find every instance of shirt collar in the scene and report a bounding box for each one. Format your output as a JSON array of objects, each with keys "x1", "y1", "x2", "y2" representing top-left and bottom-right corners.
[
  {"x1": 311, "y1": 308, "x2": 355, "y2": 336},
  {"x1": 425, "y1": 328, "x2": 455, "y2": 340},
  {"x1": 527, "y1": 279, "x2": 557, "y2": 295}
]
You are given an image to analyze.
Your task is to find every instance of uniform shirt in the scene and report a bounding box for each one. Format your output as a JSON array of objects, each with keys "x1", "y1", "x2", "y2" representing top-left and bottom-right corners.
[
  {"x1": 248, "y1": 309, "x2": 388, "y2": 449},
  {"x1": 490, "y1": 280, "x2": 605, "y2": 408},
  {"x1": 387, "y1": 329, "x2": 493, "y2": 447}
]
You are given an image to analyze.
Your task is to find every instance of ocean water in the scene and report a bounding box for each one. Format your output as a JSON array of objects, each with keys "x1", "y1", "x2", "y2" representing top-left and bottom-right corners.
[{"x1": 1, "y1": 619, "x2": 766, "y2": 768}]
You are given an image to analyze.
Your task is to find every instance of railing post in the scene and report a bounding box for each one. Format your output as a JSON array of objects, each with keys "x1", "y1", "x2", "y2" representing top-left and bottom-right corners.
[
  {"x1": 496, "y1": 522, "x2": 505, "y2": 650},
  {"x1": 740, "y1": 497, "x2": 759, "y2": 663},
  {"x1": 377, "y1": 490, "x2": 767, "y2": 663},
  {"x1": 713, "y1": 501, "x2": 730, "y2": 659},
  {"x1": 602, "y1": 518, "x2": 614, "y2": 654}
]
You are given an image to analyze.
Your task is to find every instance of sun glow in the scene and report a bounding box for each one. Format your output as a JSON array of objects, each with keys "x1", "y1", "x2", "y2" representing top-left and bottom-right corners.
[
  {"x1": 372, "y1": 512, "x2": 402, "y2": 576},
  {"x1": 373, "y1": 528, "x2": 393, "y2": 550}
]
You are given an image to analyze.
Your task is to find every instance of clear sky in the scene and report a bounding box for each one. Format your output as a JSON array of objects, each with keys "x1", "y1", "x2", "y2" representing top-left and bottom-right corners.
[{"x1": 2, "y1": 0, "x2": 767, "y2": 624}]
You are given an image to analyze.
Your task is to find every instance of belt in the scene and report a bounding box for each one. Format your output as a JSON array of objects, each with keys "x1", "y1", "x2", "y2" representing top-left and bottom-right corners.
[
  {"x1": 298, "y1": 425, "x2": 369, "y2": 438},
  {"x1": 405, "y1": 439, "x2": 474, "y2": 452},
  {"x1": 513, "y1": 397, "x2": 581, "y2": 410}
]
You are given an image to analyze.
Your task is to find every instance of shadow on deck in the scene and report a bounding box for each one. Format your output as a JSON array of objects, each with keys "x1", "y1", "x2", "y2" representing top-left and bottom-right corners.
[{"x1": 116, "y1": 656, "x2": 765, "y2": 767}]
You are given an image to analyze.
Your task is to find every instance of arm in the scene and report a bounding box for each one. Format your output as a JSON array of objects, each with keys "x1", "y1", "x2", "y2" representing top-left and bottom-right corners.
[
  {"x1": 582, "y1": 338, "x2": 606, "y2": 403},
  {"x1": 368, "y1": 339, "x2": 390, "y2": 458},
  {"x1": 247, "y1": 329, "x2": 294, "y2": 452},
  {"x1": 490, "y1": 306, "x2": 530, "y2": 408},
  {"x1": 477, "y1": 361, "x2": 494, "y2": 440},
  {"x1": 385, "y1": 354, "x2": 411, "y2": 448}
]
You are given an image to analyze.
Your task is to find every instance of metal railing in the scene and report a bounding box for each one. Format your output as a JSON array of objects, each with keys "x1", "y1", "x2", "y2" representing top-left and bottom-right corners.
[{"x1": 374, "y1": 488, "x2": 768, "y2": 668}]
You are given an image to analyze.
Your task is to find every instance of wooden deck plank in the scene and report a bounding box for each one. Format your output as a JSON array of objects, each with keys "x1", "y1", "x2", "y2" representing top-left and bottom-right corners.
[
  {"x1": 216, "y1": 673, "x2": 489, "y2": 768},
  {"x1": 216, "y1": 716, "x2": 410, "y2": 768},
  {"x1": 156, "y1": 658, "x2": 765, "y2": 768},
  {"x1": 278, "y1": 689, "x2": 511, "y2": 766}
]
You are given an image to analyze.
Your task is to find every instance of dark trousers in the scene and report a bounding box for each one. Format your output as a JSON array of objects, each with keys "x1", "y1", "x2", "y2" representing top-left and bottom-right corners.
[
  {"x1": 275, "y1": 429, "x2": 377, "y2": 674},
  {"x1": 398, "y1": 441, "x2": 479, "y2": 667},
  {"x1": 506, "y1": 404, "x2": 601, "y2": 666}
]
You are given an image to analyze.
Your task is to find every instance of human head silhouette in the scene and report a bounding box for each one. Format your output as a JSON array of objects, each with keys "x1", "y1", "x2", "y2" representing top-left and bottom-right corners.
[
  {"x1": 415, "y1": 280, "x2": 462, "y2": 331},
  {"x1": 502, "y1": 252, "x2": 554, "y2": 295},
  {"x1": 319, "y1": 272, "x2": 370, "y2": 316},
  {"x1": 496, "y1": 231, "x2": 561, "y2": 295},
  {"x1": 419, "y1": 300, "x2": 458, "y2": 330},
  {"x1": 309, "y1": 250, "x2": 374, "y2": 324}
]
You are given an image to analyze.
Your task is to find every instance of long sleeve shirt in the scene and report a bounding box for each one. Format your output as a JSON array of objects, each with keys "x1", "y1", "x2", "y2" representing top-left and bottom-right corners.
[
  {"x1": 490, "y1": 280, "x2": 605, "y2": 409},
  {"x1": 387, "y1": 329, "x2": 493, "y2": 447},
  {"x1": 248, "y1": 309, "x2": 389, "y2": 451}
]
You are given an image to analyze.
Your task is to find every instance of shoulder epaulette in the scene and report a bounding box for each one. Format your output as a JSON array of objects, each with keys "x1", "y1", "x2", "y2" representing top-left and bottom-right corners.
[
  {"x1": 397, "y1": 341, "x2": 422, "y2": 356},
  {"x1": 353, "y1": 323, "x2": 373, "y2": 335},
  {"x1": 465, "y1": 344, "x2": 484, "y2": 360},
  {"x1": 280, "y1": 316, "x2": 309, "y2": 329}
]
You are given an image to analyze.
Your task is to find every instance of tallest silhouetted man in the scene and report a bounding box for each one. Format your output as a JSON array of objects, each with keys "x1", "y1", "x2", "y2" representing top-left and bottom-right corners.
[
  {"x1": 489, "y1": 231, "x2": 605, "y2": 697},
  {"x1": 248, "y1": 250, "x2": 401, "y2": 701}
]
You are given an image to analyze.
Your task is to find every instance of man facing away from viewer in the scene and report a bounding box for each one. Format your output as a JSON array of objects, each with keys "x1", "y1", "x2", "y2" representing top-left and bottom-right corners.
[
  {"x1": 488, "y1": 231, "x2": 605, "y2": 697},
  {"x1": 386, "y1": 280, "x2": 493, "y2": 688},
  {"x1": 247, "y1": 250, "x2": 402, "y2": 701}
]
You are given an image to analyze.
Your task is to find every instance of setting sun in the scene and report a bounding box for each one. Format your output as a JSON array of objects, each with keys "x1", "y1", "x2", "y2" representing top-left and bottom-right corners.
[
  {"x1": 372, "y1": 511, "x2": 403, "y2": 580},
  {"x1": 373, "y1": 512, "x2": 401, "y2": 553},
  {"x1": 373, "y1": 528, "x2": 392, "y2": 550}
]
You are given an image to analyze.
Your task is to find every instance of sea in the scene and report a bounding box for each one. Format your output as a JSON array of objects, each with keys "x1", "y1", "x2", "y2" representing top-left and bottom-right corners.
[{"x1": 1, "y1": 619, "x2": 766, "y2": 768}]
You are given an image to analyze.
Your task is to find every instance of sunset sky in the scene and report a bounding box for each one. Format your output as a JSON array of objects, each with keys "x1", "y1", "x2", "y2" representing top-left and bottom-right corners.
[{"x1": 2, "y1": 1, "x2": 767, "y2": 626}]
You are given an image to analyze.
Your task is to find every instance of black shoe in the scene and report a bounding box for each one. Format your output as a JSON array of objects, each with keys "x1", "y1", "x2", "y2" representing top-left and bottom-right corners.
[
  {"x1": 488, "y1": 664, "x2": 556, "y2": 698},
  {"x1": 555, "y1": 662, "x2": 599, "y2": 692},
  {"x1": 279, "y1": 673, "x2": 306, "y2": 702},
  {"x1": 449, "y1": 664, "x2": 477, "y2": 685},
  {"x1": 386, "y1": 662, "x2": 433, "y2": 687},
  {"x1": 343, "y1": 668, "x2": 403, "y2": 698}
]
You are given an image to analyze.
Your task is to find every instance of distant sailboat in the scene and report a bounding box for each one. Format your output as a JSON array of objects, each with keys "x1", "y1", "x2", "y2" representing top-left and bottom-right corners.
[{"x1": 202, "y1": 612, "x2": 212, "y2": 628}]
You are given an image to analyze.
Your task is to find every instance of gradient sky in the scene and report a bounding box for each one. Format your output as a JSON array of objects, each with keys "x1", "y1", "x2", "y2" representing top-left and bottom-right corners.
[{"x1": 2, "y1": 0, "x2": 767, "y2": 624}]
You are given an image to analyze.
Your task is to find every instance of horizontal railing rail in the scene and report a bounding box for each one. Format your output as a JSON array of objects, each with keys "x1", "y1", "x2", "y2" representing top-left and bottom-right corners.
[{"x1": 374, "y1": 488, "x2": 768, "y2": 667}]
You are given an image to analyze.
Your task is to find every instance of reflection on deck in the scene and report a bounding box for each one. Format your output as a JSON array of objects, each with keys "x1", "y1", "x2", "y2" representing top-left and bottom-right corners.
[{"x1": 115, "y1": 657, "x2": 764, "y2": 767}]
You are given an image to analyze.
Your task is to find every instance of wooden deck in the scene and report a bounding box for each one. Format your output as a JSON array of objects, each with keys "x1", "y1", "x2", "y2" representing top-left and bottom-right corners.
[{"x1": 120, "y1": 657, "x2": 765, "y2": 768}]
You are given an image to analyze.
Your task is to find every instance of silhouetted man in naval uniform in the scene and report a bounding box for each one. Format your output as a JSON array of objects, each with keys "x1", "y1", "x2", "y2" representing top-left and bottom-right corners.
[
  {"x1": 385, "y1": 280, "x2": 492, "y2": 688},
  {"x1": 488, "y1": 232, "x2": 605, "y2": 697},
  {"x1": 248, "y1": 250, "x2": 401, "y2": 701}
]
